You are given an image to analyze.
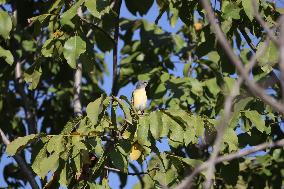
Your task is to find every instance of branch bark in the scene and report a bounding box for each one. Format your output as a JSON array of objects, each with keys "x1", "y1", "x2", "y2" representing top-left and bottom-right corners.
[
  {"x1": 73, "y1": 62, "x2": 83, "y2": 117},
  {"x1": 111, "y1": 0, "x2": 122, "y2": 97},
  {"x1": 15, "y1": 62, "x2": 37, "y2": 134},
  {"x1": 0, "y1": 128, "x2": 40, "y2": 189},
  {"x1": 278, "y1": 16, "x2": 284, "y2": 103},
  {"x1": 104, "y1": 166, "x2": 159, "y2": 176}
]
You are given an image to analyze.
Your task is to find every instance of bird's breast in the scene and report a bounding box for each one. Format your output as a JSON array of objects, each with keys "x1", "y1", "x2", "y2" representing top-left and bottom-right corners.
[{"x1": 133, "y1": 88, "x2": 147, "y2": 110}]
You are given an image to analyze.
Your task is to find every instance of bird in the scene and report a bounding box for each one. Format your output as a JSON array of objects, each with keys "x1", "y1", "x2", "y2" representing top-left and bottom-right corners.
[{"x1": 132, "y1": 80, "x2": 148, "y2": 114}]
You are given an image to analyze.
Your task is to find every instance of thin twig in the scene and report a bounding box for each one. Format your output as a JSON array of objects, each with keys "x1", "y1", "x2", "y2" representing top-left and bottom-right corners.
[
  {"x1": 175, "y1": 138, "x2": 284, "y2": 189},
  {"x1": 104, "y1": 166, "x2": 158, "y2": 175},
  {"x1": 200, "y1": 0, "x2": 284, "y2": 115},
  {"x1": 0, "y1": 128, "x2": 40, "y2": 189},
  {"x1": 278, "y1": 16, "x2": 284, "y2": 103}
]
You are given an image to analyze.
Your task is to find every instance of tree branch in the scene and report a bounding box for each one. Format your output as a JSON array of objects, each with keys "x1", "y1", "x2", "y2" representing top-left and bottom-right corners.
[
  {"x1": 111, "y1": 0, "x2": 122, "y2": 97},
  {"x1": 73, "y1": 62, "x2": 83, "y2": 117},
  {"x1": 175, "y1": 138, "x2": 284, "y2": 189},
  {"x1": 0, "y1": 128, "x2": 40, "y2": 189},
  {"x1": 200, "y1": 0, "x2": 284, "y2": 115},
  {"x1": 104, "y1": 166, "x2": 158, "y2": 175},
  {"x1": 15, "y1": 62, "x2": 37, "y2": 135},
  {"x1": 278, "y1": 16, "x2": 284, "y2": 103}
]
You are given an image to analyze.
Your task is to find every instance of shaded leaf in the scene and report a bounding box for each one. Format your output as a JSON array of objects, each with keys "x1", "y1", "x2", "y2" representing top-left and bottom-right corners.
[
  {"x1": 60, "y1": 0, "x2": 84, "y2": 26},
  {"x1": 0, "y1": 46, "x2": 13, "y2": 65},
  {"x1": 149, "y1": 111, "x2": 163, "y2": 140},
  {"x1": 137, "y1": 116, "x2": 150, "y2": 145},
  {"x1": 86, "y1": 95, "x2": 109, "y2": 125}
]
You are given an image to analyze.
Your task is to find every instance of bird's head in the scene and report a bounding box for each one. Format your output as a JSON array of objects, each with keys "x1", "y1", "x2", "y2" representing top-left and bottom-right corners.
[{"x1": 136, "y1": 80, "x2": 148, "y2": 89}]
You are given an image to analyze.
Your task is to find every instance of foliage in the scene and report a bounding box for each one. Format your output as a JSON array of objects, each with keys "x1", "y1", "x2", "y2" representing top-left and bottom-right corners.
[{"x1": 0, "y1": 0, "x2": 283, "y2": 188}]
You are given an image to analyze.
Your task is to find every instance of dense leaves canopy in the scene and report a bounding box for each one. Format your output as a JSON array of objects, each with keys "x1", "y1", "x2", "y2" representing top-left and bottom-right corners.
[{"x1": 0, "y1": 0, "x2": 283, "y2": 188}]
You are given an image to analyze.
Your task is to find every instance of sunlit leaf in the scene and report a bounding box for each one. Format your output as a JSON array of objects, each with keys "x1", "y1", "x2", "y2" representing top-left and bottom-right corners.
[{"x1": 63, "y1": 36, "x2": 86, "y2": 69}]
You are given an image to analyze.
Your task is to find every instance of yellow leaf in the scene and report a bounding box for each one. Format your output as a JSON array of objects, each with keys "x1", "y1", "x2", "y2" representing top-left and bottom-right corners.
[{"x1": 129, "y1": 143, "x2": 142, "y2": 161}]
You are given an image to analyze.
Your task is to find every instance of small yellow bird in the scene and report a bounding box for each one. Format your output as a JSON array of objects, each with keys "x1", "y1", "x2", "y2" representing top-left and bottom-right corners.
[{"x1": 132, "y1": 81, "x2": 148, "y2": 114}]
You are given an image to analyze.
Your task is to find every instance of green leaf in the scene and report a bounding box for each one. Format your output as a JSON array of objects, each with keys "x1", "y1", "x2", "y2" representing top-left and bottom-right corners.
[
  {"x1": 125, "y1": 0, "x2": 154, "y2": 16},
  {"x1": 32, "y1": 144, "x2": 47, "y2": 177},
  {"x1": 110, "y1": 147, "x2": 128, "y2": 172},
  {"x1": 149, "y1": 111, "x2": 163, "y2": 140},
  {"x1": 60, "y1": 0, "x2": 84, "y2": 26},
  {"x1": 47, "y1": 135, "x2": 65, "y2": 154},
  {"x1": 61, "y1": 117, "x2": 82, "y2": 135},
  {"x1": 28, "y1": 14, "x2": 51, "y2": 24},
  {"x1": 223, "y1": 128, "x2": 238, "y2": 152},
  {"x1": 22, "y1": 40, "x2": 36, "y2": 52},
  {"x1": 220, "y1": 160, "x2": 239, "y2": 185},
  {"x1": 41, "y1": 38, "x2": 54, "y2": 57},
  {"x1": 58, "y1": 162, "x2": 68, "y2": 187},
  {"x1": 113, "y1": 96, "x2": 132, "y2": 124},
  {"x1": 137, "y1": 116, "x2": 150, "y2": 145},
  {"x1": 0, "y1": 10, "x2": 12, "y2": 39},
  {"x1": 63, "y1": 36, "x2": 86, "y2": 68},
  {"x1": 85, "y1": 0, "x2": 100, "y2": 18},
  {"x1": 94, "y1": 30, "x2": 114, "y2": 52},
  {"x1": 6, "y1": 134, "x2": 38, "y2": 155},
  {"x1": 244, "y1": 110, "x2": 265, "y2": 132},
  {"x1": 184, "y1": 115, "x2": 204, "y2": 145},
  {"x1": 182, "y1": 158, "x2": 203, "y2": 168},
  {"x1": 183, "y1": 61, "x2": 191, "y2": 77},
  {"x1": 85, "y1": 0, "x2": 112, "y2": 18},
  {"x1": 257, "y1": 41, "x2": 278, "y2": 67},
  {"x1": 230, "y1": 97, "x2": 253, "y2": 128},
  {"x1": 223, "y1": 3, "x2": 240, "y2": 20},
  {"x1": 173, "y1": 34, "x2": 186, "y2": 52},
  {"x1": 169, "y1": 117, "x2": 184, "y2": 144},
  {"x1": 154, "y1": 169, "x2": 176, "y2": 186},
  {"x1": 86, "y1": 95, "x2": 108, "y2": 125},
  {"x1": 242, "y1": 0, "x2": 256, "y2": 21},
  {"x1": 0, "y1": 46, "x2": 13, "y2": 65},
  {"x1": 204, "y1": 78, "x2": 220, "y2": 96},
  {"x1": 24, "y1": 63, "x2": 42, "y2": 90},
  {"x1": 39, "y1": 153, "x2": 59, "y2": 178},
  {"x1": 160, "y1": 113, "x2": 170, "y2": 138}
]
